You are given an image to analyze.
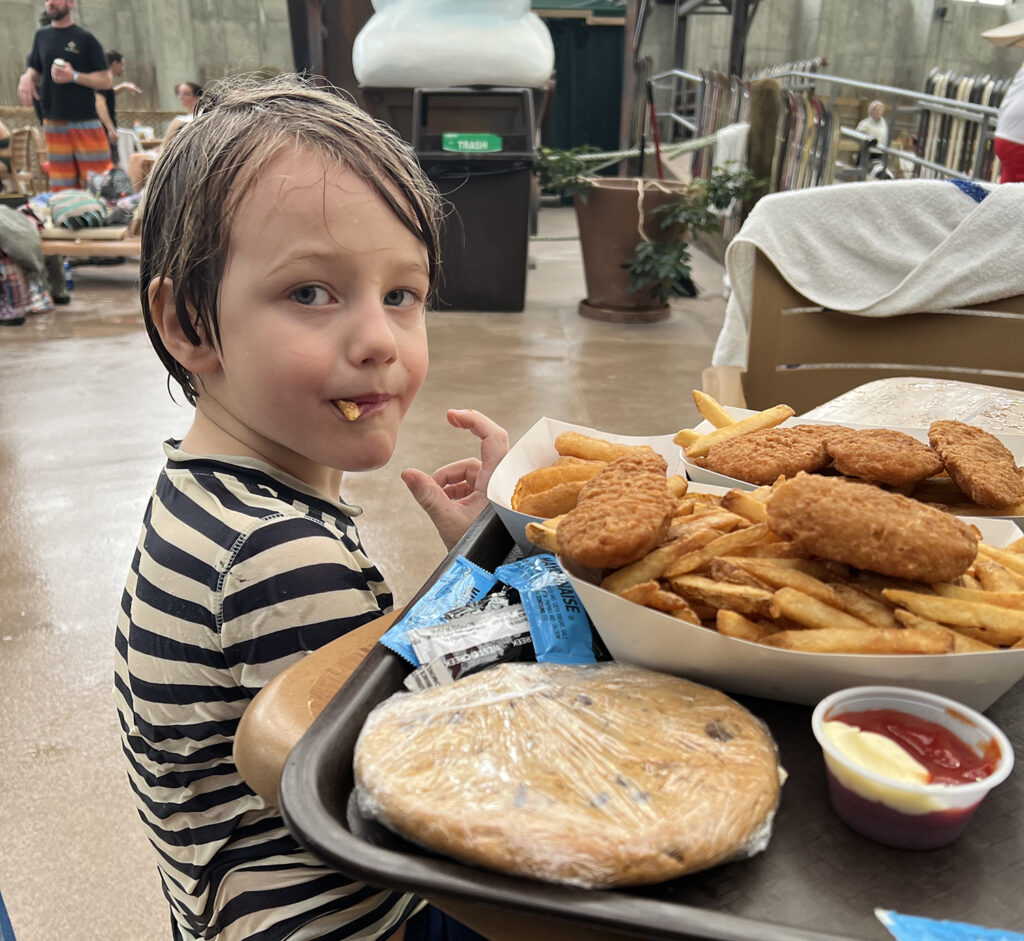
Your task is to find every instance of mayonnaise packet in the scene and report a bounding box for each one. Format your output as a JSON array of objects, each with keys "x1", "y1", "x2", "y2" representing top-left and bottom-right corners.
[
  {"x1": 379, "y1": 556, "x2": 497, "y2": 665},
  {"x1": 876, "y1": 909, "x2": 1024, "y2": 941},
  {"x1": 494, "y1": 554, "x2": 605, "y2": 665}
]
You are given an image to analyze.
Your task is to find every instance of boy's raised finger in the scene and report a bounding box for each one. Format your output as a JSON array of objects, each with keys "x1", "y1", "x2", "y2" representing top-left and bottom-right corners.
[
  {"x1": 446, "y1": 409, "x2": 509, "y2": 485},
  {"x1": 430, "y1": 457, "x2": 481, "y2": 490}
]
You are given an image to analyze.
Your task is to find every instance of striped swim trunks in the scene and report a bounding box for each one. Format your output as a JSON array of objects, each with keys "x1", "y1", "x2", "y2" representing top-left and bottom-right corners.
[{"x1": 43, "y1": 119, "x2": 112, "y2": 191}]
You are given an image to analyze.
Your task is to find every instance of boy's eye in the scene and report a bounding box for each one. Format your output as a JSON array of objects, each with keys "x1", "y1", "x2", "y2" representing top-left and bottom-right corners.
[
  {"x1": 383, "y1": 288, "x2": 419, "y2": 309},
  {"x1": 290, "y1": 285, "x2": 332, "y2": 306}
]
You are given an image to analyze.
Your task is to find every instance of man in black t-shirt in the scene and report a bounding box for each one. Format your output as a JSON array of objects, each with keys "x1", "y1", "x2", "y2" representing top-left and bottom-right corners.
[{"x1": 17, "y1": 0, "x2": 112, "y2": 190}]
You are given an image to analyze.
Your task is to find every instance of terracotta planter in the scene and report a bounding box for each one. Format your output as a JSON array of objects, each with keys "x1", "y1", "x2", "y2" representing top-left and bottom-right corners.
[{"x1": 573, "y1": 177, "x2": 690, "y2": 323}]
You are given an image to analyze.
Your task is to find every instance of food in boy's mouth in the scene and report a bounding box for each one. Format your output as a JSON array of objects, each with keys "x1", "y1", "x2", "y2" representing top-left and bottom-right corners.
[{"x1": 335, "y1": 399, "x2": 360, "y2": 421}]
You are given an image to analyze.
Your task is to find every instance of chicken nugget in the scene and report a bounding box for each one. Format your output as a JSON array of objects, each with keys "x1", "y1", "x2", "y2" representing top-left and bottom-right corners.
[
  {"x1": 766, "y1": 473, "x2": 978, "y2": 582},
  {"x1": 929, "y1": 420, "x2": 1024, "y2": 508},
  {"x1": 557, "y1": 453, "x2": 676, "y2": 569},
  {"x1": 826, "y1": 428, "x2": 943, "y2": 488},
  {"x1": 697, "y1": 425, "x2": 846, "y2": 485}
]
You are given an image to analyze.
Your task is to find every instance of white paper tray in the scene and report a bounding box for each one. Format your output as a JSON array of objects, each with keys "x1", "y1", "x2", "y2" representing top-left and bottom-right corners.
[
  {"x1": 562, "y1": 514, "x2": 1024, "y2": 713},
  {"x1": 487, "y1": 417, "x2": 684, "y2": 554},
  {"x1": 682, "y1": 407, "x2": 1024, "y2": 525}
]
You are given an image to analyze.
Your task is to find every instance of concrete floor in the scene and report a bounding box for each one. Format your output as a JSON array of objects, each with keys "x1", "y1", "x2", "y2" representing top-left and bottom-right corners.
[{"x1": 0, "y1": 206, "x2": 727, "y2": 941}]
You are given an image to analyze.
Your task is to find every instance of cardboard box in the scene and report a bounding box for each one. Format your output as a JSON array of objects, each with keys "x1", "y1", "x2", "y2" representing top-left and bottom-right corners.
[
  {"x1": 683, "y1": 407, "x2": 1024, "y2": 525},
  {"x1": 562, "y1": 513, "x2": 1024, "y2": 712},
  {"x1": 489, "y1": 416, "x2": 1024, "y2": 710},
  {"x1": 487, "y1": 416, "x2": 684, "y2": 554}
]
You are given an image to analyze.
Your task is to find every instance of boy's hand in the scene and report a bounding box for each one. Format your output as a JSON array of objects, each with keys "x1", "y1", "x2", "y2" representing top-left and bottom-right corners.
[{"x1": 402, "y1": 409, "x2": 509, "y2": 550}]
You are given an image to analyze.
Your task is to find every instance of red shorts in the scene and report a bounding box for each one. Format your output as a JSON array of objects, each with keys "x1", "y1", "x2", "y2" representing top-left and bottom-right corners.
[
  {"x1": 995, "y1": 136, "x2": 1024, "y2": 184},
  {"x1": 42, "y1": 119, "x2": 112, "y2": 191}
]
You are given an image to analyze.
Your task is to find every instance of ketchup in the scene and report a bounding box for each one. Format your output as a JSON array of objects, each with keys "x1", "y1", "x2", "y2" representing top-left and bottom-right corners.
[{"x1": 832, "y1": 708, "x2": 999, "y2": 785}]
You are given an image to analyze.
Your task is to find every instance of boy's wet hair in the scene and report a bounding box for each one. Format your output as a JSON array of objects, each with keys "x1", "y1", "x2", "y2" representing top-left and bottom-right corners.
[{"x1": 140, "y1": 72, "x2": 444, "y2": 404}]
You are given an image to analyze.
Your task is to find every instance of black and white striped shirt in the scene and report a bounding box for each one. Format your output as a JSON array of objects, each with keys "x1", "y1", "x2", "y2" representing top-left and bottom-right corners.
[{"x1": 114, "y1": 442, "x2": 419, "y2": 940}]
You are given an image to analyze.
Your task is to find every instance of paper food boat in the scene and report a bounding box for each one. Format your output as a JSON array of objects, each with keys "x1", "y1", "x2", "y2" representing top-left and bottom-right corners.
[
  {"x1": 562, "y1": 514, "x2": 1024, "y2": 713},
  {"x1": 682, "y1": 407, "x2": 1024, "y2": 524},
  {"x1": 489, "y1": 416, "x2": 1024, "y2": 711},
  {"x1": 487, "y1": 416, "x2": 685, "y2": 554}
]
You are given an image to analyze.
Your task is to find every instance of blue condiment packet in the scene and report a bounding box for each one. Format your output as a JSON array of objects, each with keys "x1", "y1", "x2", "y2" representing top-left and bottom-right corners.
[
  {"x1": 877, "y1": 909, "x2": 1024, "y2": 941},
  {"x1": 379, "y1": 556, "x2": 498, "y2": 665},
  {"x1": 494, "y1": 554, "x2": 602, "y2": 664}
]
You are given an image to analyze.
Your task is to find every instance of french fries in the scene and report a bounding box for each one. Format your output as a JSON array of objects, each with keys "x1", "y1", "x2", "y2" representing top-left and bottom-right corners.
[
  {"x1": 553, "y1": 431, "x2": 653, "y2": 463},
  {"x1": 510, "y1": 434, "x2": 675, "y2": 520},
  {"x1": 677, "y1": 404, "x2": 795, "y2": 459},
  {"x1": 524, "y1": 517, "x2": 562, "y2": 554},
  {"x1": 514, "y1": 420, "x2": 1024, "y2": 659},
  {"x1": 762, "y1": 627, "x2": 953, "y2": 655},
  {"x1": 882, "y1": 589, "x2": 1024, "y2": 646},
  {"x1": 719, "y1": 488, "x2": 769, "y2": 524},
  {"x1": 528, "y1": 472, "x2": 1024, "y2": 656},
  {"x1": 692, "y1": 390, "x2": 737, "y2": 429},
  {"x1": 769, "y1": 587, "x2": 874, "y2": 633},
  {"x1": 513, "y1": 481, "x2": 588, "y2": 518},
  {"x1": 716, "y1": 610, "x2": 776, "y2": 643},
  {"x1": 676, "y1": 389, "x2": 1024, "y2": 522}
]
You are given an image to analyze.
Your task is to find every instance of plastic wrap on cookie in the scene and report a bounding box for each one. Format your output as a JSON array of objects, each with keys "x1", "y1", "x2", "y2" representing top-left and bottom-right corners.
[{"x1": 353, "y1": 662, "x2": 784, "y2": 888}]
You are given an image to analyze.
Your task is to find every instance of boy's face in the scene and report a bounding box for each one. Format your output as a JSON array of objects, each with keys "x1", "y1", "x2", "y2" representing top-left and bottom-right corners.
[{"x1": 195, "y1": 147, "x2": 430, "y2": 485}]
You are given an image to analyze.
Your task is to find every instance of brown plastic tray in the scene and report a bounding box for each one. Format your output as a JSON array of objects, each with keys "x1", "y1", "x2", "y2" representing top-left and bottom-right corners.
[{"x1": 279, "y1": 508, "x2": 1024, "y2": 941}]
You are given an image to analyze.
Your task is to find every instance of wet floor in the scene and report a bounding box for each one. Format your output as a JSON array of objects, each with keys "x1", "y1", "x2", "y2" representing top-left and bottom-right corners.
[{"x1": 0, "y1": 207, "x2": 727, "y2": 940}]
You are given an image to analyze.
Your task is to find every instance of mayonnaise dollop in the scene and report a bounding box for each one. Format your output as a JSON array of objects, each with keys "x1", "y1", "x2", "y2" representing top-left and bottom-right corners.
[{"x1": 823, "y1": 720, "x2": 930, "y2": 784}]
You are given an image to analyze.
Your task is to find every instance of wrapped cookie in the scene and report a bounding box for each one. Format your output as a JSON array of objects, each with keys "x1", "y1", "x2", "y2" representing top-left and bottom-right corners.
[{"x1": 354, "y1": 662, "x2": 784, "y2": 888}]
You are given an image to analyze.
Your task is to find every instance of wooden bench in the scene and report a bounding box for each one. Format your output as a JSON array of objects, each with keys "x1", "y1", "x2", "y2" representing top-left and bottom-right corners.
[{"x1": 40, "y1": 236, "x2": 141, "y2": 258}]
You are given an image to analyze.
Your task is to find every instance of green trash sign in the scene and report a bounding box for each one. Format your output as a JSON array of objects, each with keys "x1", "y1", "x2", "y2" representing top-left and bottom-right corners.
[{"x1": 442, "y1": 133, "x2": 503, "y2": 153}]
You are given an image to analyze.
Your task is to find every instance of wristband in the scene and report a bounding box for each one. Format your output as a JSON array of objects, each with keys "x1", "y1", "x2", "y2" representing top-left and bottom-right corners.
[{"x1": 72, "y1": 71, "x2": 79, "y2": 83}]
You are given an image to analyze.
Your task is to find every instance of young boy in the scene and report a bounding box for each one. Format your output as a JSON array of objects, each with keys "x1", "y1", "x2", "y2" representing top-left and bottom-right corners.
[{"x1": 114, "y1": 74, "x2": 507, "y2": 940}]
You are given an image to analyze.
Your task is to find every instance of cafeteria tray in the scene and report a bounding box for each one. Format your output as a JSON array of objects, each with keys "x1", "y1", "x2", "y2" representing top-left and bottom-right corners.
[{"x1": 279, "y1": 508, "x2": 1024, "y2": 941}]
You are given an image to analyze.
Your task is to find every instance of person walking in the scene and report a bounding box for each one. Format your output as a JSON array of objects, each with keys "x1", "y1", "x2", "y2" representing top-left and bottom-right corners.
[{"x1": 17, "y1": 0, "x2": 112, "y2": 191}]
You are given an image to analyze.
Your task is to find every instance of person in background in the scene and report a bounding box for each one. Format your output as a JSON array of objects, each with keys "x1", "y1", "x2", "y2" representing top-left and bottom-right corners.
[
  {"x1": 856, "y1": 99, "x2": 889, "y2": 164},
  {"x1": 892, "y1": 130, "x2": 918, "y2": 179},
  {"x1": 16, "y1": 0, "x2": 112, "y2": 191},
  {"x1": 0, "y1": 119, "x2": 10, "y2": 184},
  {"x1": 126, "y1": 81, "x2": 203, "y2": 191},
  {"x1": 29, "y1": 10, "x2": 52, "y2": 124},
  {"x1": 95, "y1": 49, "x2": 143, "y2": 164},
  {"x1": 114, "y1": 72, "x2": 503, "y2": 941},
  {"x1": 176, "y1": 80, "x2": 202, "y2": 115},
  {"x1": 995, "y1": 62, "x2": 1024, "y2": 183}
]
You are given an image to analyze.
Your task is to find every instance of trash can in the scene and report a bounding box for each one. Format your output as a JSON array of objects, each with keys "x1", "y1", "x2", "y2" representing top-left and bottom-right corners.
[{"x1": 412, "y1": 86, "x2": 536, "y2": 312}]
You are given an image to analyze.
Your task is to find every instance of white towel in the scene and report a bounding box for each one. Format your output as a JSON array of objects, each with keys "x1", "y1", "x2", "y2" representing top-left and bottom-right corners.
[
  {"x1": 712, "y1": 180, "x2": 1024, "y2": 368},
  {"x1": 711, "y1": 123, "x2": 750, "y2": 219},
  {"x1": 712, "y1": 122, "x2": 749, "y2": 172}
]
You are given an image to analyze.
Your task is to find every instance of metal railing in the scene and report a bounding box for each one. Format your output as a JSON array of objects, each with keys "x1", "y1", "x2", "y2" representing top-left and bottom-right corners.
[{"x1": 649, "y1": 67, "x2": 1002, "y2": 184}]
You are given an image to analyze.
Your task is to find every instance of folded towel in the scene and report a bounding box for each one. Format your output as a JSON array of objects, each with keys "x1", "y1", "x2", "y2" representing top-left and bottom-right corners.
[{"x1": 712, "y1": 180, "x2": 1024, "y2": 367}]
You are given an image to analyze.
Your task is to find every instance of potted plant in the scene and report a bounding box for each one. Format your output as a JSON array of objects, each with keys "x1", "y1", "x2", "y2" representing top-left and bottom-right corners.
[{"x1": 535, "y1": 146, "x2": 758, "y2": 323}]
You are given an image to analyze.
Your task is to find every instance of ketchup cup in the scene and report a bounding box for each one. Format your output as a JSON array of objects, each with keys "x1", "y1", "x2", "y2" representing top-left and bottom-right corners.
[{"x1": 811, "y1": 686, "x2": 1014, "y2": 850}]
